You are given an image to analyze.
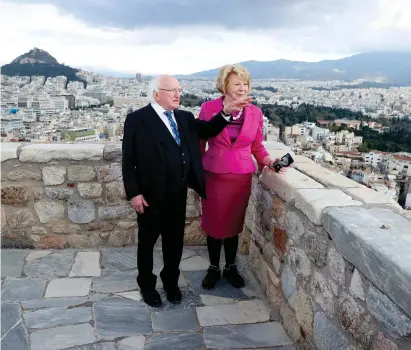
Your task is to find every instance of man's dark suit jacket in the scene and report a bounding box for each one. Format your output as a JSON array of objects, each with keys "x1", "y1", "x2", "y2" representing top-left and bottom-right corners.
[{"x1": 122, "y1": 104, "x2": 228, "y2": 204}]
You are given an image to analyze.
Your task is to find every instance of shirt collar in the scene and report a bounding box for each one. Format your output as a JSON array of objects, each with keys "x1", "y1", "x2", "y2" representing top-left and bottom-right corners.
[{"x1": 151, "y1": 102, "x2": 172, "y2": 117}]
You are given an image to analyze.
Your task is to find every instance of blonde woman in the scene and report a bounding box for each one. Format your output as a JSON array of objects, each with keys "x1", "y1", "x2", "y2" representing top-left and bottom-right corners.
[{"x1": 198, "y1": 64, "x2": 283, "y2": 289}]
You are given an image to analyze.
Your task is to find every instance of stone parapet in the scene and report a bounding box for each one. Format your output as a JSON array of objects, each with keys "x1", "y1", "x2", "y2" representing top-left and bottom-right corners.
[
  {"x1": 245, "y1": 148, "x2": 411, "y2": 349},
  {"x1": 1, "y1": 143, "x2": 204, "y2": 249}
]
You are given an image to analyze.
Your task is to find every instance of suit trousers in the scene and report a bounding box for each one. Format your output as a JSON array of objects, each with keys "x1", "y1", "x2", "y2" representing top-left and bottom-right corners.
[{"x1": 136, "y1": 186, "x2": 188, "y2": 291}]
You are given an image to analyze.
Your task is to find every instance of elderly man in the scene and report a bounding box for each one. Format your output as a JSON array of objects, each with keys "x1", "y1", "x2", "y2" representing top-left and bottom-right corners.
[{"x1": 122, "y1": 75, "x2": 250, "y2": 306}]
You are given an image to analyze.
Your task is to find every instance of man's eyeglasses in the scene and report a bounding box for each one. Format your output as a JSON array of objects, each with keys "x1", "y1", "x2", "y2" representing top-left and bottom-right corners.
[{"x1": 159, "y1": 88, "x2": 183, "y2": 94}]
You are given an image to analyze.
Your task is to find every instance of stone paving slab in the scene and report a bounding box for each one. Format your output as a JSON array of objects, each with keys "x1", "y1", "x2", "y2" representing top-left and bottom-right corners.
[
  {"x1": 24, "y1": 251, "x2": 76, "y2": 278},
  {"x1": 1, "y1": 250, "x2": 28, "y2": 278},
  {"x1": 30, "y1": 323, "x2": 96, "y2": 350},
  {"x1": 45, "y1": 278, "x2": 92, "y2": 298},
  {"x1": 23, "y1": 306, "x2": 92, "y2": 329},
  {"x1": 94, "y1": 297, "x2": 152, "y2": 340},
  {"x1": 151, "y1": 308, "x2": 200, "y2": 331},
  {"x1": 2, "y1": 277, "x2": 47, "y2": 302},
  {"x1": 203, "y1": 322, "x2": 294, "y2": 348},
  {"x1": 196, "y1": 299, "x2": 271, "y2": 326},
  {"x1": 0, "y1": 246, "x2": 294, "y2": 350}
]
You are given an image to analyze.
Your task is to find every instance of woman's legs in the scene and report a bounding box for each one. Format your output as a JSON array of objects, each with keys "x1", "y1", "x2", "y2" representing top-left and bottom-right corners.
[
  {"x1": 223, "y1": 235, "x2": 245, "y2": 288},
  {"x1": 207, "y1": 235, "x2": 222, "y2": 267},
  {"x1": 223, "y1": 235, "x2": 238, "y2": 266},
  {"x1": 202, "y1": 235, "x2": 222, "y2": 289}
]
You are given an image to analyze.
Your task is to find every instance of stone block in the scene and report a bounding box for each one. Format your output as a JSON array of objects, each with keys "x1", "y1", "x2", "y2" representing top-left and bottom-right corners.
[
  {"x1": 323, "y1": 206, "x2": 411, "y2": 319},
  {"x1": 45, "y1": 187, "x2": 74, "y2": 200},
  {"x1": 260, "y1": 167, "x2": 324, "y2": 202},
  {"x1": 314, "y1": 312, "x2": 348, "y2": 350},
  {"x1": 344, "y1": 187, "x2": 401, "y2": 207},
  {"x1": 7, "y1": 169, "x2": 42, "y2": 181},
  {"x1": 51, "y1": 223, "x2": 81, "y2": 234},
  {"x1": 302, "y1": 229, "x2": 329, "y2": 267},
  {"x1": 366, "y1": 284, "x2": 411, "y2": 340},
  {"x1": 67, "y1": 199, "x2": 96, "y2": 224},
  {"x1": 1, "y1": 185, "x2": 29, "y2": 204},
  {"x1": 107, "y1": 230, "x2": 134, "y2": 247},
  {"x1": 294, "y1": 162, "x2": 363, "y2": 188},
  {"x1": 288, "y1": 247, "x2": 312, "y2": 285},
  {"x1": 35, "y1": 235, "x2": 67, "y2": 249},
  {"x1": 310, "y1": 272, "x2": 334, "y2": 318},
  {"x1": 98, "y1": 205, "x2": 136, "y2": 220},
  {"x1": 327, "y1": 247, "x2": 346, "y2": 285},
  {"x1": 296, "y1": 288, "x2": 314, "y2": 335},
  {"x1": 103, "y1": 143, "x2": 122, "y2": 162},
  {"x1": 1, "y1": 142, "x2": 20, "y2": 162},
  {"x1": 67, "y1": 165, "x2": 95, "y2": 182},
  {"x1": 19, "y1": 144, "x2": 104, "y2": 162},
  {"x1": 34, "y1": 201, "x2": 65, "y2": 223},
  {"x1": 273, "y1": 227, "x2": 288, "y2": 258},
  {"x1": 96, "y1": 163, "x2": 122, "y2": 182},
  {"x1": 280, "y1": 302, "x2": 302, "y2": 341},
  {"x1": 285, "y1": 208, "x2": 305, "y2": 244},
  {"x1": 106, "y1": 182, "x2": 126, "y2": 204},
  {"x1": 33, "y1": 187, "x2": 44, "y2": 200},
  {"x1": 6, "y1": 208, "x2": 36, "y2": 228},
  {"x1": 371, "y1": 333, "x2": 400, "y2": 350},
  {"x1": 68, "y1": 234, "x2": 101, "y2": 248},
  {"x1": 272, "y1": 195, "x2": 288, "y2": 228},
  {"x1": 350, "y1": 269, "x2": 365, "y2": 301},
  {"x1": 41, "y1": 166, "x2": 66, "y2": 185},
  {"x1": 295, "y1": 188, "x2": 362, "y2": 225},
  {"x1": 78, "y1": 183, "x2": 103, "y2": 198},
  {"x1": 87, "y1": 221, "x2": 114, "y2": 231},
  {"x1": 281, "y1": 265, "x2": 297, "y2": 310},
  {"x1": 338, "y1": 293, "x2": 373, "y2": 346}
]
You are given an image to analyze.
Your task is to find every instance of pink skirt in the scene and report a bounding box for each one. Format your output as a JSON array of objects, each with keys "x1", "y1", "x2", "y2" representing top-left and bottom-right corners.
[{"x1": 201, "y1": 171, "x2": 252, "y2": 239}]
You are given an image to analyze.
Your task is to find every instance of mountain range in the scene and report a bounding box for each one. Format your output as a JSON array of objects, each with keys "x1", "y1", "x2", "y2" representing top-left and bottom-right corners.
[
  {"x1": 180, "y1": 52, "x2": 411, "y2": 85},
  {"x1": 1, "y1": 48, "x2": 411, "y2": 85}
]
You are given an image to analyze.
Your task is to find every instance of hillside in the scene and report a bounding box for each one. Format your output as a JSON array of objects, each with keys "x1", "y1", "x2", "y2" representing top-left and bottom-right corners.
[
  {"x1": 180, "y1": 52, "x2": 411, "y2": 85},
  {"x1": 1, "y1": 48, "x2": 82, "y2": 83}
]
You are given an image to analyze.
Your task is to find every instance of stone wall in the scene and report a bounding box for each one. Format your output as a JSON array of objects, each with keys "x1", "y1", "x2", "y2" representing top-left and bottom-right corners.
[
  {"x1": 246, "y1": 143, "x2": 411, "y2": 349},
  {"x1": 1, "y1": 143, "x2": 204, "y2": 249}
]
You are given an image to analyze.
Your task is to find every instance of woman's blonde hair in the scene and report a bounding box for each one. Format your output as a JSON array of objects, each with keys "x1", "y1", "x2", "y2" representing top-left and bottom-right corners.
[{"x1": 216, "y1": 64, "x2": 251, "y2": 94}]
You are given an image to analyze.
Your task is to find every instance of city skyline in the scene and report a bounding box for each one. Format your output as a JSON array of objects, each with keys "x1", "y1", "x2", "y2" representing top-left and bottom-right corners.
[{"x1": 1, "y1": 0, "x2": 411, "y2": 75}]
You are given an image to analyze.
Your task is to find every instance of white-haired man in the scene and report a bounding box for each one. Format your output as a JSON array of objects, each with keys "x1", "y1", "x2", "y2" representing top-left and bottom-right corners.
[{"x1": 122, "y1": 75, "x2": 251, "y2": 306}]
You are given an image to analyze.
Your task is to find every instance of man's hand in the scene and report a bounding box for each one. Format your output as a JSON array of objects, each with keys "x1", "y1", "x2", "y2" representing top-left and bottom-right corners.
[
  {"x1": 130, "y1": 195, "x2": 149, "y2": 214},
  {"x1": 223, "y1": 95, "x2": 253, "y2": 115}
]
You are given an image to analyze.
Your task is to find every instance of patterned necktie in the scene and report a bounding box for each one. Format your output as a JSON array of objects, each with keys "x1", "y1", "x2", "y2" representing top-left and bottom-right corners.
[{"x1": 164, "y1": 110, "x2": 181, "y2": 145}]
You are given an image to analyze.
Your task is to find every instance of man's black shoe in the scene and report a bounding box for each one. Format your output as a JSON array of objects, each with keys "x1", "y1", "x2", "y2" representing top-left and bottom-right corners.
[
  {"x1": 223, "y1": 264, "x2": 245, "y2": 288},
  {"x1": 165, "y1": 286, "x2": 182, "y2": 304},
  {"x1": 201, "y1": 265, "x2": 221, "y2": 290},
  {"x1": 141, "y1": 288, "x2": 162, "y2": 307}
]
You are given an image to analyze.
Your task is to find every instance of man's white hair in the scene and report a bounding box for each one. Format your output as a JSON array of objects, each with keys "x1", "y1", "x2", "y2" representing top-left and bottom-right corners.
[{"x1": 147, "y1": 76, "x2": 161, "y2": 103}]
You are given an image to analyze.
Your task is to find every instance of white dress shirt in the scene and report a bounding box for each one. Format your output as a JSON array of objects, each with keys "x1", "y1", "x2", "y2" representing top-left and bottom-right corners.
[{"x1": 151, "y1": 102, "x2": 177, "y2": 136}]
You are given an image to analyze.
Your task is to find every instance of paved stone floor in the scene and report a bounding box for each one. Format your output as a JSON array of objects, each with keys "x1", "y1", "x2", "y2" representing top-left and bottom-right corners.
[{"x1": 1, "y1": 246, "x2": 294, "y2": 350}]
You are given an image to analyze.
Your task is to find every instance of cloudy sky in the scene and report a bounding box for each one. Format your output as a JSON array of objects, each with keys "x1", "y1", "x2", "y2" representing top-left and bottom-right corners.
[{"x1": 1, "y1": 0, "x2": 410, "y2": 75}]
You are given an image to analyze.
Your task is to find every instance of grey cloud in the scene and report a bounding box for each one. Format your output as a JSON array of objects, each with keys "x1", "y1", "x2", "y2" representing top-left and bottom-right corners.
[{"x1": 14, "y1": 0, "x2": 351, "y2": 30}]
